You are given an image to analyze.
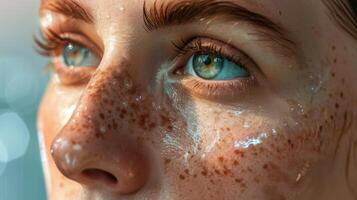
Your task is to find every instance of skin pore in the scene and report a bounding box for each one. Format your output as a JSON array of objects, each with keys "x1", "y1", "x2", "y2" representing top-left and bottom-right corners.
[{"x1": 36, "y1": 0, "x2": 357, "y2": 199}]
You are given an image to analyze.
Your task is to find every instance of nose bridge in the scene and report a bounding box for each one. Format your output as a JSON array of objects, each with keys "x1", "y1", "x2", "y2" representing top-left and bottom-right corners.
[{"x1": 51, "y1": 65, "x2": 152, "y2": 194}]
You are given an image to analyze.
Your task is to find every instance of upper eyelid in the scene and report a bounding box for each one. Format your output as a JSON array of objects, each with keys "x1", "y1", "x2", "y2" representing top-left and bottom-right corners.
[
  {"x1": 172, "y1": 37, "x2": 250, "y2": 67},
  {"x1": 35, "y1": 28, "x2": 103, "y2": 58}
]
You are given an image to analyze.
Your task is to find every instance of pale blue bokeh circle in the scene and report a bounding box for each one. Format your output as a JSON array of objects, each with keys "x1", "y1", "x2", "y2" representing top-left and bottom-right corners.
[
  {"x1": 0, "y1": 112, "x2": 30, "y2": 162},
  {"x1": 0, "y1": 140, "x2": 8, "y2": 175}
]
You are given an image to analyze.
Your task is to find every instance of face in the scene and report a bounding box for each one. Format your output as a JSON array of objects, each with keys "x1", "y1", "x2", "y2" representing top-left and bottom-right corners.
[{"x1": 36, "y1": 0, "x2": 357, "y2": 199}]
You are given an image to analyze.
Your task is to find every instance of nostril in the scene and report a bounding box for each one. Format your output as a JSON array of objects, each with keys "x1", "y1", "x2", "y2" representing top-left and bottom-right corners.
[{"x1": 82, "y1": 169, "x2": 118, "y2": 185}]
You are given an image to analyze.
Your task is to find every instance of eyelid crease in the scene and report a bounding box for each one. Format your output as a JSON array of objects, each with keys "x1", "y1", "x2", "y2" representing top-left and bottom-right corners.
[
  {"x1": 171, "y1": 37, "x2": 264, "y2": 78},
  {"x1": 143, "y1": 0, "x2": 297, "y2": 55},
  {"x1": 40, "y1": 0, "x2": 94, "y2": 24}
]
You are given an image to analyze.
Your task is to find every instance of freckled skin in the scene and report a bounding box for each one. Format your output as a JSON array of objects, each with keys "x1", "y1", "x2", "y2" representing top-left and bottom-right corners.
[{"x1": 37, "y1": 0, "x2": 357, "y2": 200}]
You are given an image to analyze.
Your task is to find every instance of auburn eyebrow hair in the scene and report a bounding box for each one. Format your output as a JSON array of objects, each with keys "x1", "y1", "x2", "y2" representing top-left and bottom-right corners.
[
  {"x1": 143, "y1": 0, "x2": 295, "y2": 54},
  {"x1": 323, "y1": 0, "x2": 357, "y2": 40},
  {"x1": 40, "y1": 0, "x2": 94, "y2": 23}
]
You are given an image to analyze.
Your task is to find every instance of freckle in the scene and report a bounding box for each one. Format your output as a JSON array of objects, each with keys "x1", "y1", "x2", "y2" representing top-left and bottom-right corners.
[
  {"x1": 333, "y1": 58, "x2": 337, "y2": 64},
  {"x1": 179, "y1": 174, "x2": 185, "y2": 180},
  {"x1": 99, "y1": 113, "x2": 105, "y2": 119},
  {"x1": 234, "y1": 150, "x2": 245, "y2": 158},
  {"x1": 330, "y1": 115, "x2": 334, "y2": 120},
  {"x1": 332, "y1": 45, "x2": 336, "y2": 51},
  {"x1": 335, "y1": 103, "x2": 340, "y2": 109},
  {"x1": 226, "y1": 127, "x2": 231, "y2": 131},
  {"x1": 164, "y1": 158, "x2": 171, "y2": 165},
  {"x1": 148, "y1": 122, "x2": 157, "y2": 129},
  {"x1": 278, "y1": 10, "x2": 282, "y2": 15},
  {"x1": 331, "y1": 72, "x2": 336, "y2": 77},
  {"x1": 167, "y1": 125, "x2": 173, "y2": 131},
  {"x1": 201, "y1": 168, "x2": 208, "y2": 176},
  {"x1": 233, "y1": 160, "x2": 239, "y2": 166},
  {"x1": 263, "y1": 164, "x2": 269, "y2": 170},
  {"x1": 214, "y1": 169, "x2": 221, "y2": 175},
  {"x1": 113, "y1": 122, "x2": 118, "y2": 129},
  {"x1": 287, "y1": 139, "x2": 294, "y2": 148},
  {"x1": 223, "y1": 168, "x2": 231, "y2": 175},
  {"x1": 235, "y1": 178, "x2": 242, "y2": 183},
  {"x1": 184, "y1": 169, "x2": 189, "y2": 175},
  {"x1": 218, "y1": 156, "x2": 224, "y2": 162}
]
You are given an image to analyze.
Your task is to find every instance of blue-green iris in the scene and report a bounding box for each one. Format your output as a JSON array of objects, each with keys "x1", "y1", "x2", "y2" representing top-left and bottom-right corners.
[
  {"x1": 62, "y1": 43, "x2": 98, "y2": 67},
  {"x1": 186, "y1": 53, "x2": 250, "y2": 80}
]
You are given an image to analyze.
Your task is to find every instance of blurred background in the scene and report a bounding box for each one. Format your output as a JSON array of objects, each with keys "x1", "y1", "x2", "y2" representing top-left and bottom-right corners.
[{"x1": 0, "y1": 0, "x2": 48, "y2": 199}]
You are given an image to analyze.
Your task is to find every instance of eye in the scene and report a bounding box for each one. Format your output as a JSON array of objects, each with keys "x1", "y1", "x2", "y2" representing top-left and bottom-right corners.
[
  {"x1": 171, "y1": 37, "x2": 258, "y2": 99},
  {"x1": 62, "y1": 43, "x2": 100, "y2": 67},
  {"x1": 186, "y1": 53, "x2": 250, "y2": 80}
]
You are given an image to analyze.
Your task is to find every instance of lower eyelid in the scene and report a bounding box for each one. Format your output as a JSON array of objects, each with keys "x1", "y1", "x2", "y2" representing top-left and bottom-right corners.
[
  {"x1": 52, "y1": 59, "x2": 96, "y2": 85},
  {"x1": 176, "y1": 76, "x2": 257, "y2": 100}
]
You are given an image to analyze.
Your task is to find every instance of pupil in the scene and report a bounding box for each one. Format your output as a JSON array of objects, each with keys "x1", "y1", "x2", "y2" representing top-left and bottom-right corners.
[{"x1": 203, "y1": 56, "x2": 212, "y2": 65}]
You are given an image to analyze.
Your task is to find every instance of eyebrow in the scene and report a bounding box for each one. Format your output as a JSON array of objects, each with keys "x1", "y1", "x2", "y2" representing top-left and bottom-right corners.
[
  {"x1": 143, "y1": 0, "x2": 295, "y2": 53},
  {"x1": 41, "y1": 0, "x2": 94, "y2": 23},
  {"x1": 323, "y1": 0, "x2": 357, "y2": 40}
]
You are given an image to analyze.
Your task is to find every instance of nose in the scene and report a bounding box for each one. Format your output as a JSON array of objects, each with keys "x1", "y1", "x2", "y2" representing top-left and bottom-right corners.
[{"x1": 50, "y1": 68, "x2": 150, "y2": 194}]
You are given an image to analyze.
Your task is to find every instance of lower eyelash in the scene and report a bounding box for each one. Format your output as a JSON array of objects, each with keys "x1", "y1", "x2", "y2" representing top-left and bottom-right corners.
[{"x1": 178, "y1": 76, "x2": 257, "y2": 98}]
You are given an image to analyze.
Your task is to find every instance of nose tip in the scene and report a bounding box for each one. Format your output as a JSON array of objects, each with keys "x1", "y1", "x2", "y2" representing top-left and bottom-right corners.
[{"x1": 51, "y1": 136, "x2": 149, "y2": 194}]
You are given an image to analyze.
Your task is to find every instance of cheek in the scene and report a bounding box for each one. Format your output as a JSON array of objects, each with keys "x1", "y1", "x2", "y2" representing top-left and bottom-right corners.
[
  {"x1": 169, "y1": 102, "x2": 331, "y2": 199},
  {"x1": 38, "y1": 82, "x2": 84, "y2": 144}
]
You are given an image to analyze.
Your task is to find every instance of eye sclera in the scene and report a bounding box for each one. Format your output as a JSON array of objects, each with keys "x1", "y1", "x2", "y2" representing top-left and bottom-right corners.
[{"x1": 169, "y1": 37, "x2": 260, "y2": 99}]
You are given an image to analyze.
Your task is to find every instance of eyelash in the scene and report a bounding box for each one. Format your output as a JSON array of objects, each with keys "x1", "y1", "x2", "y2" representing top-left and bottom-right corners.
[
  {"x1": 34, "y1": 29, "x2": 69, "y2": 57},
  {"x1": 172, "y1": 37, "x2": 243, "y2": 67},
  {"x1": 35, "y1": 30, "x2": 256, "y2": 96},
  {"x1": 34, "y1": 29, "x2": 99, "y2": 85}
]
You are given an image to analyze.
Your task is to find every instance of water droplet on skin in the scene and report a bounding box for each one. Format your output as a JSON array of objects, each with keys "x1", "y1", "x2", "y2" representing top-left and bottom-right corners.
[
  {"x1": 135, "y1": 96, "x2": 143, "y2": 102},
  {"x1": 73, "y1": 144, "x2": 82, "y2": 151},
  {"x1": 124, "y1": 79, "x2": 133, "y2": 90},
  {"x1": 199, "y1": 17, "x2": 205, "y2": 22},
  {"x1": 122, "y1": 101, "x2": 128, "y2": 108},
  {"x1": 243, "y1": 122, "x2": 250, "y2": 129},
  {"x1": 272, "y1": 128, "x2": 277, "y2": 135},
  {"x1": 234, "y1": 132, "x2": 268, "y2": 149},
  {"x1": 100, "y1": 126, "x2": 106, "y2": 133},
  {"x1": 119, "y1": 6, "x2": 125, "y2": 11},
  {"x1": 64, "y1": 153, "x2": 71, "y2": 166},
  {"x1": 231, "y1": 110, "x2": 244, "y2": 116}
]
